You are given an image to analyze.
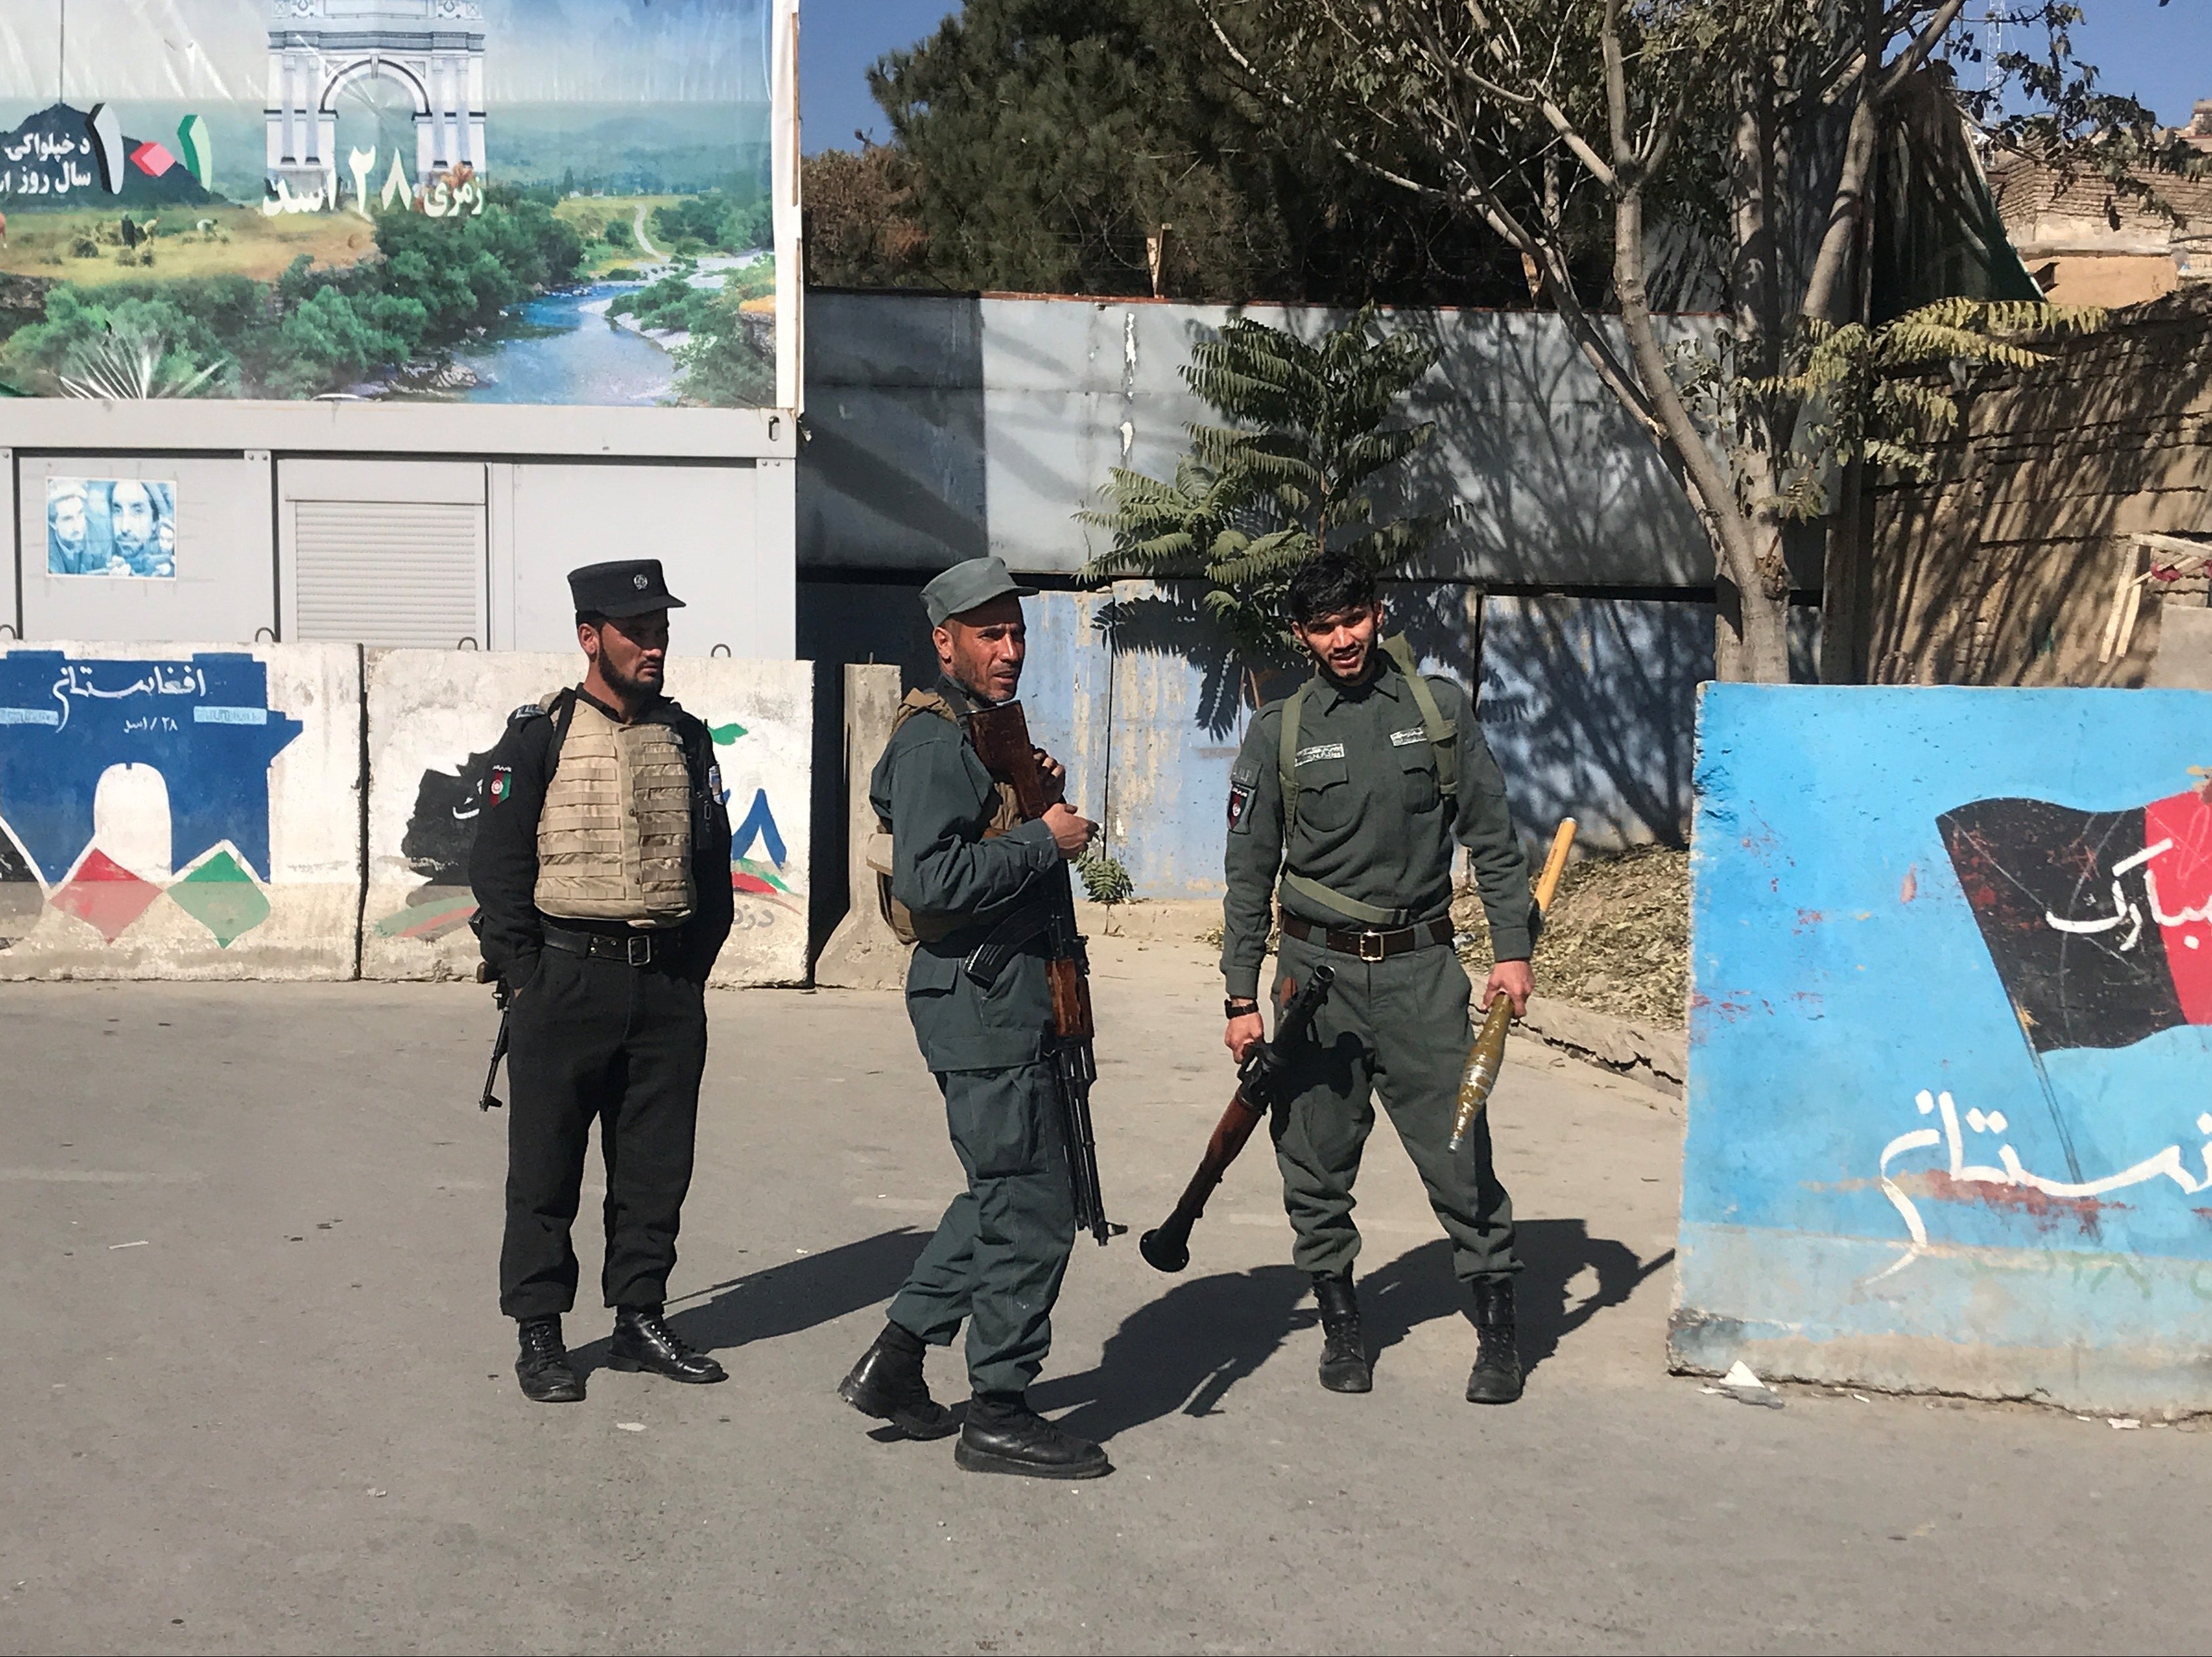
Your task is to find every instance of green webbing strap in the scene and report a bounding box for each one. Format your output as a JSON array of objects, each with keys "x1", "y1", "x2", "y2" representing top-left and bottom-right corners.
[{"x1": 1381, "y1": 634, "x2": 1457, "y2": 804}]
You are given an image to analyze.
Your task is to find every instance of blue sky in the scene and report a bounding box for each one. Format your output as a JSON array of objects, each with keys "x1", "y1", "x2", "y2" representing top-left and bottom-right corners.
[{"x1": 800, "y1": 0, "x2": 2212, "y2": 154}]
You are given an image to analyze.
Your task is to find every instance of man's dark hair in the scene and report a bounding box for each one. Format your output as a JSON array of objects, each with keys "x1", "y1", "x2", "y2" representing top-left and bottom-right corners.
[{"x1": 1285, "y1": 556, "x2": 1380, "y2": 626}]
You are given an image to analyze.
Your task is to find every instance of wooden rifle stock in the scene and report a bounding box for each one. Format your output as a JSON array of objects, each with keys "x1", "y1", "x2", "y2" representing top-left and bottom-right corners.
[
  {"x1": 1447, "y1": 818, "x2": 1577, "y2": 1152},
  {"x1": 1139, "y1": 965, "x2": 1336, "y2": 1273},
  {"x1": 964, "y1": 699, "x2": 1109, "y2": 1240}
]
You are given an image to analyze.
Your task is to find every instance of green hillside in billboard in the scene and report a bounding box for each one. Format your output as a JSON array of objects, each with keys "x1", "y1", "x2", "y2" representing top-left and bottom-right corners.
[{"x1": 0, "y1": 1, "x2": 777, "y2": 407}]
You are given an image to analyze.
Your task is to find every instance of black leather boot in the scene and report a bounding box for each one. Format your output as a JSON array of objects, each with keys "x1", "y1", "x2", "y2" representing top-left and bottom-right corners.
[
  {"x1": 839, "y1": 1320, "x2": 958, "y2": 1440},
  {"x1": 1314, "y1": 1274, "x2": 1372, "y2": 1393},
  {"x1": 609, "y1": 1306, "x2": 728, "y2": 1384},
  {"x1": 515, "y1": 1315, "x2": 585, "y2": 1404},
  {"x1": 954, "y1": 1393, "x2": 1112, "y2": 1479},
  {"x1": 1466, "y1": 1276, "x2": 1523, "y2": 1404}
]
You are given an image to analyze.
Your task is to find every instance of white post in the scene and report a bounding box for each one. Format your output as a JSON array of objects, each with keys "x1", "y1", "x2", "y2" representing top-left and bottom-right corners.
[{"x1": 770, "y1": 0, "x2": 803, "y2": 414}]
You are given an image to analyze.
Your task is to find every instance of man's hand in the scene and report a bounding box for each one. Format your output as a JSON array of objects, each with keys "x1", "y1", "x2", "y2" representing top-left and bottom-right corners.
[
  {"x1": 1225, "y1": 1010, "x2": 1265, "y2": 1062},
  {"x1": 1480, "y1": 959, "x2": 1534, "y2": 1019},
  {"x1": 1034, "y1": 746, "x2": 1068, "y2": 805},
  {"x1": 1042, "y1": 801, "x2": 1095, "y2": 859}
]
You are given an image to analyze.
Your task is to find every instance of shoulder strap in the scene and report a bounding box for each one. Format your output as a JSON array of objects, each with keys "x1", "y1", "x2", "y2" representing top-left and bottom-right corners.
[
  {"x1": 1381, "y1": 635, "x2": 1457, "y2": 802},
  {"x1": 537, "y1": 687, "x2": 579, "y2": 774},
  {"x1": 1276, "y1": 683, "x2": 1307, "y2": 848},
  {"x1": 892, "y1": 687, "x2": 961, "y2": 734}
]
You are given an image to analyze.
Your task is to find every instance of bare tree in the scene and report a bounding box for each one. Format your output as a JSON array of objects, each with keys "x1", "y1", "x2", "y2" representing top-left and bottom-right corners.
[{"x1": 1201, "y1": 0, "x2": 2096, "y2": 681}]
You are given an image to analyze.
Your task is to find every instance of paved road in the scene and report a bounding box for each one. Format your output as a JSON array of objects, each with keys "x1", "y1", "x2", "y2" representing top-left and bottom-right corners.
[{"x1": 0, "y1": 936, "x2": 2203, "y2": 1654}]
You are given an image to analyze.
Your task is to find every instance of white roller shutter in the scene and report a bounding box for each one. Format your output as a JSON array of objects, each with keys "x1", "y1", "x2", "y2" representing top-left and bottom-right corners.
[{"x1": 291, "y1": 499, "x2": 487, "y2": 647}]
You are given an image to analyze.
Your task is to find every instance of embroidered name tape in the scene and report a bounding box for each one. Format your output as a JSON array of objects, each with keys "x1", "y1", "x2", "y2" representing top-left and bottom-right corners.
[
  {"x1": 1294, "y1": 742, "x2": 1346, "y2": 764},
  {"x1": 1389, "y1": 726, "x2": 1428, "y2": 747}
]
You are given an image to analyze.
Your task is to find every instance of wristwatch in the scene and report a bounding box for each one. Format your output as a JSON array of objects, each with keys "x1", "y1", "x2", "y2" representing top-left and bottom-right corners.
[{"x1": 1225, "y1": 997, "x2": 1261, "y2": 1019}]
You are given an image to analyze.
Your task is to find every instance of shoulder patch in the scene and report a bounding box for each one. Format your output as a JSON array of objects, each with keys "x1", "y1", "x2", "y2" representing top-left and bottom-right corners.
[
  {"x1": 509, "y1": 703, "x2": 547, "y2": 724},
  {"x1": 1294, "y1": 742, "x2": 1346, "y2": 765}
]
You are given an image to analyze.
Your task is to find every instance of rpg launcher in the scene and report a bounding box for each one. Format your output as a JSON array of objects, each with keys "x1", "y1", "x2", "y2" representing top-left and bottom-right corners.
[
  {"x1": 963, "y1": 700, "x2": 1112, "y2": 1246},
  {"x1": 1447, "y1": 817, "x2": 1577, "y2": 1153},
  {"x1": 1140, "y1": 963, "x2": 1336, "y2": 1274}
]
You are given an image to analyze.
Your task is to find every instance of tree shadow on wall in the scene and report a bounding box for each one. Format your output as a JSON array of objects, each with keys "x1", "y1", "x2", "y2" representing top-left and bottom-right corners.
[
  {"x1": 1093, "y1": 585, "x2": 1255, "y2": 738},
  {"x1": 1480, "y1": 594, "x2": 1714, "y2": 847},
  {"x1": 1029, "y1": 1217, "x2": 1671, "y2": 1443}
]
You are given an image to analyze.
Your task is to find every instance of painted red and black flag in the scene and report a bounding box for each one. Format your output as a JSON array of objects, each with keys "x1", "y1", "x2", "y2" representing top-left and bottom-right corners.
[{"x1": 1939, "y1": 789, "x2": 2212, "y2": 1053}]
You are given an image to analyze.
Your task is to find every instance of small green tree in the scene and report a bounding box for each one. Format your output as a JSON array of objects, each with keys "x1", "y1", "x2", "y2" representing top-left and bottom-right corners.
[{"x1": 1080, "y1": 305, "x2": 1446, "y2": 666}]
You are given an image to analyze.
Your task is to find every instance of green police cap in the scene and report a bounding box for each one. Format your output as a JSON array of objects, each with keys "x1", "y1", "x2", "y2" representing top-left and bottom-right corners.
[{"x1": 921, "y1": 555, "x2": 1038, "y2": 627}]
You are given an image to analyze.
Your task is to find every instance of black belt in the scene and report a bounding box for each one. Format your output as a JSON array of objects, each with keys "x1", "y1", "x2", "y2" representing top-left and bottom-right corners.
[
  {"x1": 1280, "y1": 914, "x2": 1454, "y2": 962},
  {"x1": 542, "y1": 923, "x2": 687, "y2": 968}
]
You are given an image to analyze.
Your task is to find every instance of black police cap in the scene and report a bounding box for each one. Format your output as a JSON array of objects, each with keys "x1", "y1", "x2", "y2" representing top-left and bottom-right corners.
[{"x1": 568, "y1": 559, "x2": 687, "y2": 619}]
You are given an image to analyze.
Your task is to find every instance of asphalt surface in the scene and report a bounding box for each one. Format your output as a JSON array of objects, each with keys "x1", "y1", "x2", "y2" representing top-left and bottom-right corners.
[{"x1": 1, "y1": 935, "x2": 2204, "y2": 1654}]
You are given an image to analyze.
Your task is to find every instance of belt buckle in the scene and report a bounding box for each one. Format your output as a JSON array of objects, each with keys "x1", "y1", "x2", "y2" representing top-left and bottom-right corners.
[
  {"x1": 626, "y1": 934, "x2": 652, "y2": 967},
  {"x1": 1358, "y1": 931, "x2": 1386, "y2": 963}
]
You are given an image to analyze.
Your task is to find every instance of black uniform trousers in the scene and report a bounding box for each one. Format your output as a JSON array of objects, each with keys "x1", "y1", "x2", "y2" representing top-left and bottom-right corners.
[{"x1": 498, "y1": 945, "x2": 710, "y2": 1320}]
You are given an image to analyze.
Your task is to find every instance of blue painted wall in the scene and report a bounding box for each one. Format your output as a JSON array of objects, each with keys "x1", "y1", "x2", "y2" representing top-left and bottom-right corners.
[{"x1": 1675, "y1": 685, "x2": 2212, "y2": 1414}]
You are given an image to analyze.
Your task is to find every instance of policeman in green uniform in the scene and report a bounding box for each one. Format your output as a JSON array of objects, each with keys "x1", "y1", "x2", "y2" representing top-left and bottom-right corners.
[
  {"x1": 1221, "y1": 556, "x2": 1538, "y2": 1404},
  {"x1": 836, "y1": 556, "x2": 1112, "y2": 1478}
]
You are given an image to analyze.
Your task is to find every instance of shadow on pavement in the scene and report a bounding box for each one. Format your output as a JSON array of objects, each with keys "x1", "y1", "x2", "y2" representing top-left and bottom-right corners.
[
  {"x1": 1035, "y1": 1219, "x2": 1672, "y2": 1441},
  {"x1": 568, "y1": 1227, "x2": 930, "y2": 1375},
  {"x1": 1363, "y1": 1221, "x2": 1675, "y2": 1378}
]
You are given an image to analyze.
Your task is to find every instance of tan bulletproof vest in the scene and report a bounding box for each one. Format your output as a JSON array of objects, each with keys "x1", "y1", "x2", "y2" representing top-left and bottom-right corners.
[
  {"x1": 866, "y1": 688, "x2": 1023, "y2": 945},
  {"x1": 534, "y1": 694, "x2": 696, "y2": 925}
]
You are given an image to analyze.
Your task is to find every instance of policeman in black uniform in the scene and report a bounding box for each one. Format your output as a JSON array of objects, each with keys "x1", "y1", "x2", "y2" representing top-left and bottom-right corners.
[{"x1": 470, "y1": 560, "x2": 735, "y2": 1403}]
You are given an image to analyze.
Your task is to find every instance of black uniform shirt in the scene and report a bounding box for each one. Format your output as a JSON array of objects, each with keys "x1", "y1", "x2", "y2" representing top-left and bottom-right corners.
[{"x1": 468, "y1": 686, "x2": 736, "y2": 986}]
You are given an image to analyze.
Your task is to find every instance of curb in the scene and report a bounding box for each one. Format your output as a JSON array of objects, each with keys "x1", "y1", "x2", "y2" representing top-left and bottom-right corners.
[{"x1": 1518, "y1": 995, "x2": 1686, "y2": 1099}]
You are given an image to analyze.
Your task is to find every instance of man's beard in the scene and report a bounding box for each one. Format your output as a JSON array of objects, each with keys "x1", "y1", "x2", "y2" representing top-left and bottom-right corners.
[{"x1": 601, "y1": 653, "x2": 660, "y2": 701}]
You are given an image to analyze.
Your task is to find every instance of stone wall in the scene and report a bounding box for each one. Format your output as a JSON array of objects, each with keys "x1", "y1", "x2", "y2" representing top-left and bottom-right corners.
[{"x1": 1863, "y1": 288, "x2": 2212, "y2": 687}]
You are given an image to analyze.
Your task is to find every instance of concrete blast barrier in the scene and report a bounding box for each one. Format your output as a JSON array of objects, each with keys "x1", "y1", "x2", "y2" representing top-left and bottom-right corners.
[
  {"x1": 1673, "y1": 685, "x2": 2212, "y2": 1416},
  {"x1": 362, "y1": 651, "x2": 812, "y2": 987},
  {"x1": 0, "y1": 641, "x2": 362, "y2": 980},
  {"x1": 814, "y1": 663, "x2": 906, "y2": 991}
]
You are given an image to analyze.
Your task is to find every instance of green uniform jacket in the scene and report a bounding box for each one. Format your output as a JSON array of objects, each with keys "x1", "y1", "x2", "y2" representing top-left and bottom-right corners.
[
  {"x1": 1221, "y1": 655, "x2": 1533, "y2": 1000},
  {"x1": 869, "y1": 675, "x2": 1066, "y2": 1072}
]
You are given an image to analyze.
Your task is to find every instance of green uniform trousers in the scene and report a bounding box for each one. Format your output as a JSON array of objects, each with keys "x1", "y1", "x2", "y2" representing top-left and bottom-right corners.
[
  {"x1": 1269, "y1": 932, "x2": 1519, "y2": 1284},
  {"x1": 888, "y1": 1061, "x2": 1078, "y2": 1397}
]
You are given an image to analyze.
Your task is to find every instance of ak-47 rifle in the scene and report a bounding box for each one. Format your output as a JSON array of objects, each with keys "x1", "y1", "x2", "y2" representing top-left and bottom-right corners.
[
  {"x1": 962, "y1": 700, "x2": 1111, "y2": 1245},
  {"x1": 474, "y1": 959, "x2": 512, "y2": 1113},
  {"x1": 1140, "y1": 963, "x2": 1335, "y2": 1274},
  {"x1": 1447, "y1": 817, "x2": 1577, "y2": 1152}
]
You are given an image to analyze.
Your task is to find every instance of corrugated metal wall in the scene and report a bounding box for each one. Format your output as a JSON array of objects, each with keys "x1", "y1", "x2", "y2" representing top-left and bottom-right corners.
[{"x1": 796, "y1": 290, "x2": 1816, "y2": 903}]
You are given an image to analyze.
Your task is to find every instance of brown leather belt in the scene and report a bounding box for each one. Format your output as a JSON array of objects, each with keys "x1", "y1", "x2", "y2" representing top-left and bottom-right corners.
[{"x1": 1280, "y1": 914, "x2": 1454, "y2": 962}]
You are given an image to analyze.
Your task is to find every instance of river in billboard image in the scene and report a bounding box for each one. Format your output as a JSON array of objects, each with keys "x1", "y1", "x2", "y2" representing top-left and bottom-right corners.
[
  {"x1": 0, "y1": 2, "x2": 779, "y2": 409},
  {"x1": 448, "y1": 250, "x2": 773, "y2": 405}
]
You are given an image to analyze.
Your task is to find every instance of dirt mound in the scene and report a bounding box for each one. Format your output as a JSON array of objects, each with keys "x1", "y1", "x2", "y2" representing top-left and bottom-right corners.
[{"x1": 1455, "y1": 844, "x2": 1689, "y2": 1029}]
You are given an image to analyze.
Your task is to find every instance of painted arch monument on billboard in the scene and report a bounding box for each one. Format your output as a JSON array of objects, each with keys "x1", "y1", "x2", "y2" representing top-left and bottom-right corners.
[{"x1": 0, "y1": 0, "x2": 789, "y2": 409}]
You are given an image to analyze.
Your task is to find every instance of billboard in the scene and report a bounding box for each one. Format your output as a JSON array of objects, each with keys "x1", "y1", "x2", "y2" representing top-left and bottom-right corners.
[{"x1": 0, "y1": 1, "x2": 785, "y2": 409}]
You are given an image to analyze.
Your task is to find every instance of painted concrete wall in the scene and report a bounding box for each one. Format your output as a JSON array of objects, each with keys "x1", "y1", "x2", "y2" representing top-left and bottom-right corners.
[
  {"x1": 800, "y1": 292, "x2": 1724, "y2": 587},
  {"x1": 0, "y1": 641, "x2": 362, "y2": 980},
  {"x1": 1673, "y1": 684, "x2": 2212, "y2": 1416},
  {"x1": 362, "y1": 651, "x2": 812, "y2": 987}
]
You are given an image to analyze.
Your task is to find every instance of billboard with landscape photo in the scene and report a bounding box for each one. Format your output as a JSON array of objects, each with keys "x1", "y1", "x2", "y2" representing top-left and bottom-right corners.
[{"x1": 0, "y1": 0, "x2": 779, "y2": 407}]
